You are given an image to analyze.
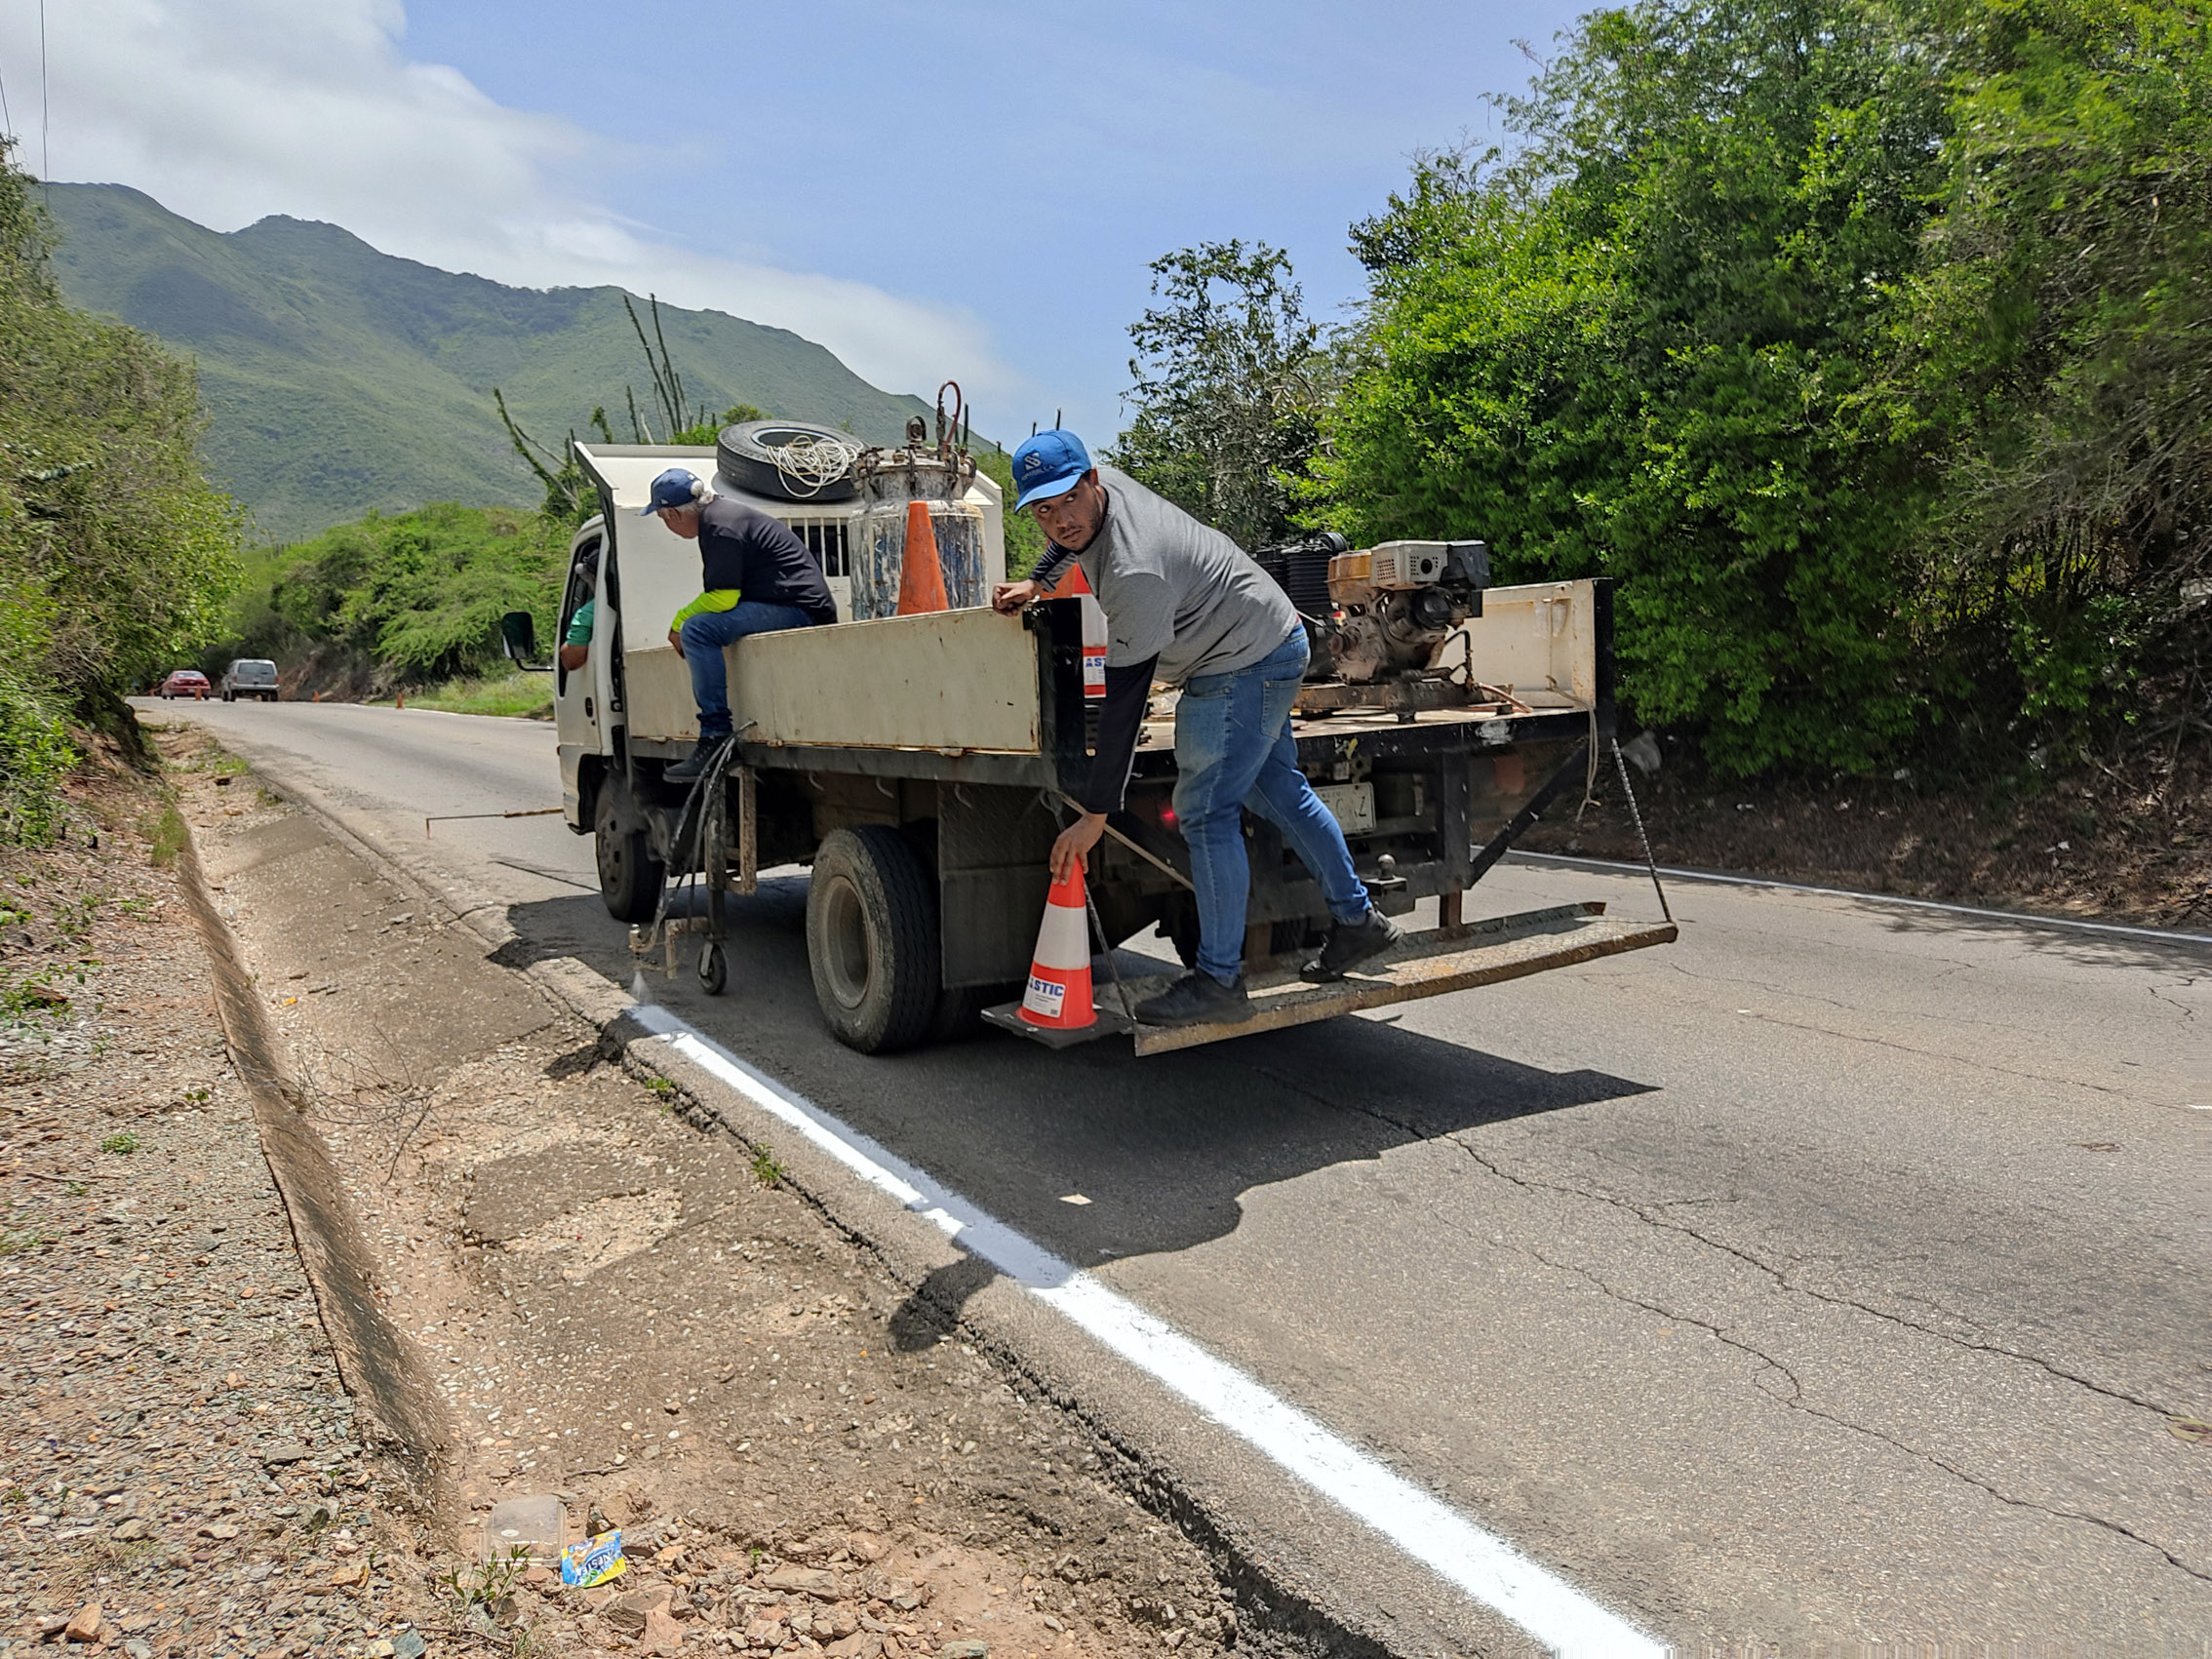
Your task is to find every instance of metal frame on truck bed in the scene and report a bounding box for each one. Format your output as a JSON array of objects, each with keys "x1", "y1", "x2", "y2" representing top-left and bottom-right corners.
[{"x1": 516, "y1": 438, "x2": 1675, "y2": 1056}]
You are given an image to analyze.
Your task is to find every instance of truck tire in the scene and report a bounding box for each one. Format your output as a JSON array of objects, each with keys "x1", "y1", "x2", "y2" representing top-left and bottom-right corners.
[
  {"x1": 595, "y1": 781, "x2": 664, "y2": 924},
  {"x1": 806, "y1": 826, "x2": 941, "y2": 1053},
  {"x1": 717, "y1": 419, "x2": 859, "y2": 503}
]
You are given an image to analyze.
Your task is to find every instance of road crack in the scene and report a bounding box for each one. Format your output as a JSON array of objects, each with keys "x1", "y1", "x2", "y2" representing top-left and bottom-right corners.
[
  {"x1": 1247, "y1": 1062, "x2": 2189, "y2": 1422},
  {"x1": 1515, "y1": 1237, "x2": 2211, "y2": 1585}
]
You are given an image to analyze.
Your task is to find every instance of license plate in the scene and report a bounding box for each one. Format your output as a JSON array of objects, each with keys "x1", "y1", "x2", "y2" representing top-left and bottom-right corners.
[{"x1": 1312, "y1": 781, "x2": 1375, "y2": 834}]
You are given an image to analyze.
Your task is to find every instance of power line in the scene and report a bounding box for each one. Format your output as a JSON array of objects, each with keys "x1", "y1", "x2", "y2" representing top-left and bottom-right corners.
[
  {"x1": 39, "y1": 0, "x2": 49, "y2": 178},
  {"x1": 0, "y1": 40, "x2": 16, "y2": 148}
]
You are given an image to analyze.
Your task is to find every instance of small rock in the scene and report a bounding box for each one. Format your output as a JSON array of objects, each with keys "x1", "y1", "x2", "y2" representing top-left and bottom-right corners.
[
  {"x1": 640, "y1": 1606, "x2": 686, "y2": 1656},
  {"x1": 939, "y1": 1641, "x2": 989, "y2": 1659},
  {"x1": 363, "y1": 1644, "x2": 394, "y2": 1659},
  {"x1": 392, "y1": 1635, "x2": 427, "y2": 1659},
  {"x1": 64, "y1": 1603, "x2": 104, "y2": 1643},
  {"x1": 847, "y1": 1529, "x2": 889, "y2": 1562},
  {"x1": 763, "y1": 1563, "x2": 839, "y2": 1595},
  {"x1": 259, "y1": 1442, "x2": 311, "y2": 1466},
  {"x1": 605, "y1": 1585, "x2": 674, "y2": 1636},
  {"x1": 125, "y1": 1642, "x2": 153, "y2": 1659},
  {"x1": 111, "y1": 1517, "x2": 151, "y2": 1541},
  {"x1": 198, "y1": 1521, "x2": 240, "y2": 1540}
]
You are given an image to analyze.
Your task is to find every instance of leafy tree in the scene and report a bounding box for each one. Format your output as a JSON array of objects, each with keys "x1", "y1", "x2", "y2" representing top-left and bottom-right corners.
[
  {"x1": 1890, "y1": 0, "x2": 2212, "y2": 745},
  {"x1": 1114, "y1": 241, "x2": 1339, "y2": 549},
  {"x1": 235, "y1": 503, "x2": 567, "y2": 681},
  {"x1": 0, "y1": 142, "x2": 242, "y2": 837},
  {"x1": 1317, "y1": 0, "x2": 1955, "y2": 775}
]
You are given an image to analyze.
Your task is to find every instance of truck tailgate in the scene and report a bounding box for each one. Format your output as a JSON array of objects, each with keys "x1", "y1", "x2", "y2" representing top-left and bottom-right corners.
[{"x1": 982, "y1": 901, "x2": 1677, "y2": 1056}]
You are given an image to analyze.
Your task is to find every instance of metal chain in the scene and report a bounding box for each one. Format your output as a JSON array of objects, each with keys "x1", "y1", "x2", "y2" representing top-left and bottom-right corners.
[{"x1": 1609, "y1": 737, "x2": 1674, "y2": 925}]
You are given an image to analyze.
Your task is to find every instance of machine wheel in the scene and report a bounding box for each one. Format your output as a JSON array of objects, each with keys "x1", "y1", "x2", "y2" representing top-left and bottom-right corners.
[
  {"x1": 594, "y1": 781, "x2": 664, "y2": 924},
  {"x1": 805, "y1": 826, "x2": 941, "y2": 1053},
  {"x1": 697, "y1": 940, "x2": 728, "y2": 996},
  {"x1": 716, "y1": 419, "x2": 859, "y2": 503}
]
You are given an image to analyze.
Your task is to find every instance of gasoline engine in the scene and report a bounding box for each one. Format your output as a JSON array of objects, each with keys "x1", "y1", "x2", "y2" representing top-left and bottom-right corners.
[{"x1": 1255, "y1": 533, "x2": 1491, "y2": 712}]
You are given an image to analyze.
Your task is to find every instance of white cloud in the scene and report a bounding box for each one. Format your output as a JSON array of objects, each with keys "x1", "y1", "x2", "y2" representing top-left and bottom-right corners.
[{"x1": 0, "y1": 0, "x2": 1019, "y2": 406}]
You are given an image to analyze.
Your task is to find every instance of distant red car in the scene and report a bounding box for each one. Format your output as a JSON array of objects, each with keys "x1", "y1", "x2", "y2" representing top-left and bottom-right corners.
[{"x1": 157, "y1": 670, "x2": 210, "y2": 699}]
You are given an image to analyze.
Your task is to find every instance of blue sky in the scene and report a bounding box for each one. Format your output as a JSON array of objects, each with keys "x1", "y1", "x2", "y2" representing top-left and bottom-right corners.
[{"x1": 9, "y1": 0, "x2": 1588, "y2": 441}]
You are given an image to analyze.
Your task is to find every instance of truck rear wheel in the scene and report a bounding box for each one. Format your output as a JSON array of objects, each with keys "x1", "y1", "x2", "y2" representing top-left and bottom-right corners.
[
  {"x1": 595, "y1": 780, "x2": 664, "y2": 924},
  {"x1": 806, "y1": 826, "x2": 940, "y2": 1053}
]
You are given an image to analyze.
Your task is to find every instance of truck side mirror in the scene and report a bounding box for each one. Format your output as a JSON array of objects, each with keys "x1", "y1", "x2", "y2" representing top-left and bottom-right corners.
[{"x1": 499, "y1": 611, "x2": 550, "y2": 672}]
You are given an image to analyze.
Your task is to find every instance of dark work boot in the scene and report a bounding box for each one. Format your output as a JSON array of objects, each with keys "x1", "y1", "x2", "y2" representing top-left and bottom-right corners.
[
  {"x1": 1133, "y1": 971, "x2": 1253, "y2": 1028},
  {"x1": 664, "y1": 743, "x2": 717, "y2": 784},
  {"x1": 1302, "y1": 909, "x2": 1402, "y2": 981}
]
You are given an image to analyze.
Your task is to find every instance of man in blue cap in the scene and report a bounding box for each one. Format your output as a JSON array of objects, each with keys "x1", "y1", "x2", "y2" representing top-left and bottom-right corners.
[
  {"x1": 991, "y1": 430, "x2": 1397, "y2": 1026},
  {"x1": 644, "y1": 467, "x2": 838, "y2": 782}
]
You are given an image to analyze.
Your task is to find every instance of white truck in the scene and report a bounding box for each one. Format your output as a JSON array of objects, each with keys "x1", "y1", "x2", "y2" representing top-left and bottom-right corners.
[{"x1": 503, "y1": 419, "x2": 1675, "y2": 1056}]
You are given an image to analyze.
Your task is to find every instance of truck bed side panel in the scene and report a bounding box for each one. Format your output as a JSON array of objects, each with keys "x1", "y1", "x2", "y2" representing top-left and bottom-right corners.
[{"x1": 731, "y1": 608, "x2": 1044, "y2": 754}]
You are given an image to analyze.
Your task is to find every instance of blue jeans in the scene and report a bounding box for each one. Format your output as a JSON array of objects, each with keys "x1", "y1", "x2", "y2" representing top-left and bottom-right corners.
[
  {"x1": 1172, "y1": 630, "x2": 1372, "y2": 984},
  {"x1": 681, "y1": 601, "x2": 819, "y2": 739}
]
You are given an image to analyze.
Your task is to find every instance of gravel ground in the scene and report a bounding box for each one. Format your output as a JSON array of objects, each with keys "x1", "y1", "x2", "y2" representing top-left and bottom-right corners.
[
  {"x1": 1, "y1": 748, "x2": 442, "y2": 1658},
  {"x1": 0, "y1": 723, "x2": 1258, "y2": 1659}
]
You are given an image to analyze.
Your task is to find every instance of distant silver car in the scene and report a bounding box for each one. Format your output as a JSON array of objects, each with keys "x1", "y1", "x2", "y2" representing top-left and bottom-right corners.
[{"x1": 219, "y1": 658, "x2": 280, "y2": 703}]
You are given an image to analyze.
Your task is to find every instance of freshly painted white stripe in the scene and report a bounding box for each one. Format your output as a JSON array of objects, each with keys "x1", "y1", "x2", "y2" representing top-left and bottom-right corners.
[
  {"x1": 1509, "y1": 849, "x2": 2212, "y2": 947},
  {"x1": 629, "y1": 1005, "x2": 1663, "y2": 1658}
]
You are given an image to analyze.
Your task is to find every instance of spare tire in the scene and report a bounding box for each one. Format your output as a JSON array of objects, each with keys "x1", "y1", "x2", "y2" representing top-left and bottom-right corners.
[{"x1": 717, "y1": 419, "x2": 860, "y2": 503}]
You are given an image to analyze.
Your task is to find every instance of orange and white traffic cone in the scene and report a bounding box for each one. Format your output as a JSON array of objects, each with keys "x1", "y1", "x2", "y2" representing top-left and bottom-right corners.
[
  {"x1": 896, "y1": 499, "x2": 951, "y2": 614},
  {"x1": 1018, "y1": 861, "x2": 1096, "y2": 1031},
  {"x1": 1042, "y1": 563, "x2": 1107, "y2": 701}
]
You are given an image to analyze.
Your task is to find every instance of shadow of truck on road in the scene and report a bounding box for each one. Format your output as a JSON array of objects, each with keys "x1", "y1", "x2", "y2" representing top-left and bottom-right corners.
[{"x1": 496, "y1": 884, "x2": 1661, "y2": 1342}]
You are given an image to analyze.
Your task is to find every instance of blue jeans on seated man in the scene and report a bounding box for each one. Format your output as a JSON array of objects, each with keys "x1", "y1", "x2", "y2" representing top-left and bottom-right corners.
[
  {"x1": 1172, "y1": 629, "x2": 1373, "y2": 985},
  {"x1": 682, "y1": 601, "x2": 819, "y2": 740}
]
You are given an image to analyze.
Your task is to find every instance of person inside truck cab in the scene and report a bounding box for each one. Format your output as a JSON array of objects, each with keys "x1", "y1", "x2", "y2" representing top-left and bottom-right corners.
[
  {"x1": 558, "y1": 550, "x2": 598, "y2": 674},
  {"x1": 645, "y1": 467, "x2": 839, "y2": 783},
  {"x1": 991, "y1": 428, "x2": 1398, "y2": 1027}
]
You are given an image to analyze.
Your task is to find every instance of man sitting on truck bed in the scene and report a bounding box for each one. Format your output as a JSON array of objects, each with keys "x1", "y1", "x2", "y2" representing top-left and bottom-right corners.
[
  {"x1": 992, "y1": 428, "x2": 1398, "y2": 1027},
  {"x1": 646, "y1": 467, "x2": 839, "y2": 783}
]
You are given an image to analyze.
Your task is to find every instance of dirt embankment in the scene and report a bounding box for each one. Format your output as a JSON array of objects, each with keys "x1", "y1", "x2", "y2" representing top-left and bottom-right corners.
[
  {"x1": 1, "y1": 720, "x2": 1252, "y2": 1659},
  {"x1": 1521, "y1": 733, "x2": 2210, "y2": 930}
]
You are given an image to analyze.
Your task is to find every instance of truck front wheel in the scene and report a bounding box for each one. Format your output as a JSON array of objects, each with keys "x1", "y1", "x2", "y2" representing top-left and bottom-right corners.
[
  {"x1": 595, "y1": 781, "x2": 664, "y2": 924},
  {"x1": 806, "y1": 826, "x2": 941, "y2": 1053}
]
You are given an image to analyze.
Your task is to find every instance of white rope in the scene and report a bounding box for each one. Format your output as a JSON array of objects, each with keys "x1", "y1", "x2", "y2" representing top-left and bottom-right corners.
[{"x1": 764, "y1": 432, "x2": 862, "y2": 498}]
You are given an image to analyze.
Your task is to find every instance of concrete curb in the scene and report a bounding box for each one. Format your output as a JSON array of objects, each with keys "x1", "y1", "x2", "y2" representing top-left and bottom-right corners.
[{"x1": 174, "y1": 818, "x2": 457, "y2": 1507}]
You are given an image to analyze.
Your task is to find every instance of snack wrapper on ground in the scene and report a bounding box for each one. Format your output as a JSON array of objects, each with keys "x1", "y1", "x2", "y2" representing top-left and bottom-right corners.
[{"x1": 559, "y1": 1528, "x2": 627, "y2": 1588}]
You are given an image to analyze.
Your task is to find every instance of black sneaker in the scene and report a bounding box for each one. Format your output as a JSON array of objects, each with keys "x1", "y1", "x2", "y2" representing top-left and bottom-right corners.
[
  {"x1": 1133, "y1": 971, "x2": 1253, "y2": 1027},
  {"x1": 1302, "y1": 909, "x2": 1402, "y2": 981}
]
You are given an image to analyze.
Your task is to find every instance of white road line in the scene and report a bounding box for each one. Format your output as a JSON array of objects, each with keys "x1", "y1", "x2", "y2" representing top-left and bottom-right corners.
[
  {"x1": 631, "y1": 1005, "x2": 1664, "y2": 1659},
  {"x1": 1509, "y1": 850, "x2": 2212, "y2": 947}
]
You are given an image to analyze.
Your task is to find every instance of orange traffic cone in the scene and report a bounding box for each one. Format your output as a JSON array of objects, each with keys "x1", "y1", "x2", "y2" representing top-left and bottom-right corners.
[
  {"x1": 896, "y1": 500, "x2": 951, "y2": 614},
  {"x1": 1019, "y1": 861, "x2": 1096, "y2": 1030},
  {"x1": 1042, "y1": 562, "x2": 1107, "y2": 700}
]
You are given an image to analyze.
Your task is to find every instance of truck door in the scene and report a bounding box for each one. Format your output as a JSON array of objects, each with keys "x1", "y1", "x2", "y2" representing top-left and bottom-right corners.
[{"x1": 554, "y1": 533, "x2": 606, "y2": 816}]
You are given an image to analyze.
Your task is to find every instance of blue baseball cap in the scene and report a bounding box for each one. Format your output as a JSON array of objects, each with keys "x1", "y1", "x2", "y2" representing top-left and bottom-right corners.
[
  {"x1": 641, "y1": 467, "x2": 706, "y2": 515},
  {"x1": 1010, "y1": 429, "x2": 1091, "y2": 511}
]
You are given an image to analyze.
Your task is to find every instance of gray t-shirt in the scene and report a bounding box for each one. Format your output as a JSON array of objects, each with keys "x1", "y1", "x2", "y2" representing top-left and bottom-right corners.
[{"x1": 1054, "y1": 467, "x2": 1299, "y2": 686}]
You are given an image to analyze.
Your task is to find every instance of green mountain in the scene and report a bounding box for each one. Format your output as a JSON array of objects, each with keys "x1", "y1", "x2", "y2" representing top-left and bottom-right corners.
[{"x1": 43, "y1": 183, "x2": 937, "y2": 540}]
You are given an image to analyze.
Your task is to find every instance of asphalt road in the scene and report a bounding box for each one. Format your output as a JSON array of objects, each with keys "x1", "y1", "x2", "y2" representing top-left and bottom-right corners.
[{"x1": 143, "y1": 698, "x2": 2212, "y2": 1651}]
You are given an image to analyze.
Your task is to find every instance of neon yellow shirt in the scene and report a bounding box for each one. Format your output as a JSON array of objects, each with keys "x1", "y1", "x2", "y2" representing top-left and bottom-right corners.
[{"x1": 669, "y1": 589, "x2": 740, "y2": 630}]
